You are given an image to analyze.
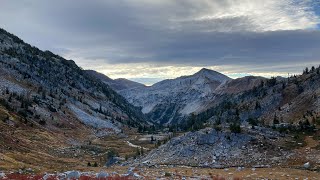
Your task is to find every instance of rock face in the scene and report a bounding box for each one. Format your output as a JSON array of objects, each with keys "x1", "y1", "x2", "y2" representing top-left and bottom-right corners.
[{"x1": 139, "y1": 128, "x2": 288, "y2": 168}]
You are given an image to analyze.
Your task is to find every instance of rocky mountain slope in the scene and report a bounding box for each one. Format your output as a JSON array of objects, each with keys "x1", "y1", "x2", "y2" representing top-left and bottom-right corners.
[
  {"x1": 185, "y1": 66, "x2": 320, "y2": 131},
  {"x1": 0, "y1": 27, "x2": 156, "y2": 171},
  {"x1": 0, "y1": 28, "x2": 148, "y2": 133}
]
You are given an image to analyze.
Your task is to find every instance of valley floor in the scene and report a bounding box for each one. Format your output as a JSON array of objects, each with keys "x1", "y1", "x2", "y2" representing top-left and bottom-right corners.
[{"x1": 1, "y1": 114, "x2": 320, "y2": 179}]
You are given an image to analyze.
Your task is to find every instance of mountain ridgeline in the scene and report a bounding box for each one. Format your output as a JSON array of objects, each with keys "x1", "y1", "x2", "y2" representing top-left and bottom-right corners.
[{"x1": 0, "y1": 28, "x2": 147, "y2": 133}]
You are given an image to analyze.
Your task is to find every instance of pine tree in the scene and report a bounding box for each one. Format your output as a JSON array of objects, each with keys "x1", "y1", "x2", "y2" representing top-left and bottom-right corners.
[
  {"x1": 136, "y1": 147, "x2": 140, "y2": 156},
  {"x1": 273, "y1": 114, "x2": 279, "y2": 125},
  {"x1": 311, "y1": 66, "x2": 315, "y2": 72},
  {"x1": 255, "y1": 101, "x2": 261, "y2": 110},
  {"x1": 230, "y1": 123, "x2": 241, "y2": 133},
  {"x1": 99, "y1": 104, "x2": 102, "y2": 113}
]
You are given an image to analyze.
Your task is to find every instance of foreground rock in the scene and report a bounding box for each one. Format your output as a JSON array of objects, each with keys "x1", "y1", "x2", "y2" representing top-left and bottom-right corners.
[{"x1": 0, "y1": 172, "x2": 5, "y2": 179}]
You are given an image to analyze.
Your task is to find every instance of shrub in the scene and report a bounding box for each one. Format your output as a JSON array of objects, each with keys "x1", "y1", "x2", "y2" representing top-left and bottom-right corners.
[
  {"x1": 39, "y1": 119, "x2": 46, "y2": 125},
  {"x1": 248, "y1": 118, "x2": 258, "y2": 126},
  {"x1": 18, "y1": 110, "x2": 28, "y2": 118},
  {"x1": 107, "y1": 149, "x2": 119, "y2": 159},
  {"x1": 230, "y1": 123, "x2": 241, "y2": 133},
  {"x1": 214, "y1": 124, "x2": 222, "y2": 131},
  {"x1": 2, "y1": 115, "x2": 9, "y2": 122}
]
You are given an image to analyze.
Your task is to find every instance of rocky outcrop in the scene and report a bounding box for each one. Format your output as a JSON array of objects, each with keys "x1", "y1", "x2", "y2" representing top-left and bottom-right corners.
[{"x1": 139, "y1": 128, "x2": 289, "y2": 168}]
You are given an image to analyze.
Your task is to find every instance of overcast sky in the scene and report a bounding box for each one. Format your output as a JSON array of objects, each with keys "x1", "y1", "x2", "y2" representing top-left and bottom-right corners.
[{"x1": 1, "y1": 0, "x2": 320, "y2": 85}]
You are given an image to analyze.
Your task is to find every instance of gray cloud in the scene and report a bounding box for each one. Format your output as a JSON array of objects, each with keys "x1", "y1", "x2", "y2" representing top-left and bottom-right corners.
[{"x1": 0, "y1": 0, "x2": 319, "y2": 84}]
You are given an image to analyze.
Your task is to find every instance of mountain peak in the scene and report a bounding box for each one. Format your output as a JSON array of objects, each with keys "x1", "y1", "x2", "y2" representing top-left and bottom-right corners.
[
  {"x1": 196, "y1": 68, "x2": 221, "y2": 75},
  {"x1": 194, "y1": 68, "x2": 231, "y2": 82},
  {"x1": 198, "y1": 67, "x2": 212, "y2": 72}
]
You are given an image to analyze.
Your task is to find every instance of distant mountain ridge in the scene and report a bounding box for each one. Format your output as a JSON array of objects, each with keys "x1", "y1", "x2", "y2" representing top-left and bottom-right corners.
[
  {"x1": 90, "y1": 67, "x2": 264, "y2": 125},
  {"x1": 86, "y1": 70, "x2": 145, "y2": 91},
  {"x1": 89, "y1": 66, "x2": 269, "y2": 125}
]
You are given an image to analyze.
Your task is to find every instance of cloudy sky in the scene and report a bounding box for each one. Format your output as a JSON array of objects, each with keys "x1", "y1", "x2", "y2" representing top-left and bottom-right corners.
[{"x1": 1, "y1": 0, "x2": 320, "y2": 85}]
